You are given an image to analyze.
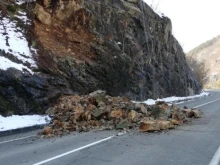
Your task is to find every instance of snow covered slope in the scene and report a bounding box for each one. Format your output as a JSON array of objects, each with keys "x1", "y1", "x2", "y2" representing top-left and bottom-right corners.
[{"x1": 0, "y1": 7, "x2": 37, "y2": 73}]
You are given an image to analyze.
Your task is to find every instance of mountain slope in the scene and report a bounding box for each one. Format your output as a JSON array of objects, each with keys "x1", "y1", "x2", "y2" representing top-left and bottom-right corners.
[
  {"x1": 0, "y1": 0, "x2": 201, "y2": 115},
  {"x1": 187, "y1": 35, "x2": 220, "y2": 88}
]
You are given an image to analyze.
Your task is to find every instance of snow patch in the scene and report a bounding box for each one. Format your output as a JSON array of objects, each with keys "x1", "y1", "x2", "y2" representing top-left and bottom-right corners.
[
  {"x1": 15, "y1": 0, "x2": 36, "y2": 5},
  {"x1": 135, "y1": 91, "x2": 210, "y2": 105},
  {"x1": 0, "y1": 56, "x2": 33, "y2": 73},
  {"x1": 0, "y1": 115, "x2": 51, "y2": 132},
  {"x1": 0, "y1": 10, "x2": 37, "y2": 73}
]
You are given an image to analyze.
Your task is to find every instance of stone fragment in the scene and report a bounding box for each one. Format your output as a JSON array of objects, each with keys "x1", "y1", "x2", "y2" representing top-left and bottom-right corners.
[
  {"x1": 91, "y1": 108, "x2": 105, "y2": 118},
  {"x1": 74, "y1": 105, "x2": 85, "y2": 121},
  {"x1": 171, "y1": 119, "x2": 182, "y2": 125},
  {"x1": 182, "y1": 109, "x2": 194, "y2": 118},
  {"x1": 192, "y1": 109, "x2": 201, "y2": 118},
  {"x1": 110, "y1": 110, "x2": 123, "y2": 118},
  {"x1": 43, "y1": 0, "x2": 50, "y2": 8},
  {"x1": 155, "y1": 101, "x2": 166, "y2": 106},
  {"x1": 45, "y1": 107, "x2": 56, "y2": 116},
  {"x1": 158, "y1": 120, "x2": 174, "y2": 130},
  {"x1": 161, "y1": 103, "x2": 169, "y2": 111},
  {"x1": 88, "y1": 120, "x2": 100, "y2": 127},
  {"x1": 65, "y1": 28, "x2": 71, "y2": 33},
  {"x1": 42, "y1": 126, "x2": 53, "y2": 135},
  {"x1": 85, "y1": 111, "x2": 91, "y2": 121},
  {"x1": 172, "y1": 111, "x2": 184, "y2": 121},
  {"x1": 135, "y1": 103, "x2": 148, "y2": 115},
  {"x1": 34, "y1": 4, "x2": 52, "y2": 25},
  {"x1": 89, "y1": 90, "x2": 106, "y2": 101},
  {"x1": 139, "y1": 120, "x2": 160, "y2": 132},
  {"x1": 116, "y1": 119, "x2": 129, "y2": 130},
  {"x1": 128, "y1": 110, "x2": 137, "y2": 121},
  {"x1": 86, "y1": 104, "x2": 97, "y2": 111},
  {"x1": 62, "y1": 122, "x2": 70, "y2": 130},
  {"x1": 183, "y1": 106, "x2": 188, "y2": 109},
  {"x1": 53, "y1": 120, "x2": 62, "y2": 127}
]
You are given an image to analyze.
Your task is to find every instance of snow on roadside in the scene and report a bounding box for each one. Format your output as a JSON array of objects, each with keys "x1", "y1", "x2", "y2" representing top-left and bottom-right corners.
[
  {"x1": 136, "y1": 91, "x2": 210, "y2": 105},
  {"x1": 0, "y1": 115, "x2": 51, "y2": 132}
]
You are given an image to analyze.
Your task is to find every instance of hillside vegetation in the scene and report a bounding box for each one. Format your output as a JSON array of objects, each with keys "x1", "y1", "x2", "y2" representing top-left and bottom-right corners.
[{"x1": 187, "y1": 35, "x2": 220, "y2": 88}]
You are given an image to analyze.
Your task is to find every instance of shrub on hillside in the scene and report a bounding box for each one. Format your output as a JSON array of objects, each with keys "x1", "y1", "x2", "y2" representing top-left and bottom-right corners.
[{"x1": 186, "y1": 56, "x2": 209, "y2": 88}]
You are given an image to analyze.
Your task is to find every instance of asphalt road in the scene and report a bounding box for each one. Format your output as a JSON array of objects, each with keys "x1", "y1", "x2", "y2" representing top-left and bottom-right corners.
[{"x1": 1, "y1": 90, "x2": 220, "y2": 165}]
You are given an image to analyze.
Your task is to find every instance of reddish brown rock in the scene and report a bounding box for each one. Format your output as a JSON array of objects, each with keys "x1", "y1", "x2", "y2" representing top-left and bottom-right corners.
[
  {"x1": 53, "y1": 120, "x2": 63, "y2": 127},
  {"x1": 42, "y1": 126, "x2": 53, "y2": 135},
  {"x1": 139, "y1": 120, "x2": 160, "y2": 132},
  {"x1": 158, "y1": 120, "x2": 174, "y2": 130},
  {"x1": 110, "y1": 110, "x2": 123, "y2": 119},
  {"x1": 86, "y1": 104, "x2": 97, "y2": 111}
]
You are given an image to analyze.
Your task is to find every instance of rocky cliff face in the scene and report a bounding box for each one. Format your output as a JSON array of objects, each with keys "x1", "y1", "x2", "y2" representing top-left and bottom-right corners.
[{"x1": 0, "y1": 0, "x2": 201, "y2": 116}]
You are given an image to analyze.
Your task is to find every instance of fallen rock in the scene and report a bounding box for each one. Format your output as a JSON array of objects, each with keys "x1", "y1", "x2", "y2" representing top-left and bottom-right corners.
[
  {"x1": 39, "y1": 91, "x2": 201, "y2": 137},
  {"x1": 42, "y1": 126, "x2": 53, "y2": 135},
  {"x1": 172, "y1": 111, "x2": 186, "y2": 122},
  {"x1": 89, "y1": 90, "x2": 106, "y2": 102},
  {"x1": 158, "y1": 120, "x2": 174, "y2": 130},
  {"x1": 171, "y1": 119, "x2": 182, "y2": 125},
  {"x1": 182, "y1": 109, "x2": 194, "y2": 118},
  {"x1": 86, "y1": 104, "x2": 97, "y2": 111},
  {"x1": 116, "y1": 119, "x2": 129, "y2": 130},
  {"x1": 110, "y1": 110, "x2": 123, "y2": 119},
  {"x1": 128, "y1": 110, "x2": 138, "y2": 122},
  {"x1": 192, "y1": 109, "x2": 202, "y2": 118},
  {"x1": 135, "y1": 103, "x2": 148, "y2": 115},
  {"x1": 139, "y1": 120, "x2": 174, "y2": 132},
  {"x1": 139, "y1": 120, "x2": 160, "y2": 132},
  {"x1": 91, "y1": 108, "x2": 105, "y2": 119}
]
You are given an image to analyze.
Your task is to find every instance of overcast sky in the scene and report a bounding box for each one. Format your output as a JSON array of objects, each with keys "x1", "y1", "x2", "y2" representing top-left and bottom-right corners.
[{"x1": 144, "y1": 0, "x2": 220, "y2": 52}]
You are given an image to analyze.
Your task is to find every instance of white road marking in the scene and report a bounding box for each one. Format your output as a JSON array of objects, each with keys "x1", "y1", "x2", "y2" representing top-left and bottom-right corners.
[
  {"x1": 194, "y1": 98, "x2": 220, "y2": 108},
  {"x1": 33, "y1": 135, "x2": 116, "y2": 165},
  {"x1": 209, "y1": 145, "x2": 220, "y2": 165},
  {"x1": 193, "y1": 97, "x2": 220, "y2": 165},
  {"x1": 0, "y1": 135, "x2": 36, "y2": 145}
]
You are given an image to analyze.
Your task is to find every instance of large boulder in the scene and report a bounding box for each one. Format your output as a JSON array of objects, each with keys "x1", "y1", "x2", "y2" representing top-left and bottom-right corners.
[{"x1": 139, "y1": 120, "x2": 174, "y2": 132}]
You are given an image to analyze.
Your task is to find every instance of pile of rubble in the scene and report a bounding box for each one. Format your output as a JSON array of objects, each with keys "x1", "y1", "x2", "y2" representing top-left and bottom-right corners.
[{"x1": 41, "y1": 90, "x2": 201, "y2": 137}]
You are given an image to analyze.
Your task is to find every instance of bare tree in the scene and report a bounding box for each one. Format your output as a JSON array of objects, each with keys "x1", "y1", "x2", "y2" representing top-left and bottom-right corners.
[{"x1": 186, "y1": 56, "x2": 209, "y2": 87}]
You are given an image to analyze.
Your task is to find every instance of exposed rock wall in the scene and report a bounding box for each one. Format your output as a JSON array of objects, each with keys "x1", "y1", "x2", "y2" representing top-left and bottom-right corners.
[{"x1": 0, "y1": 0, "x2": 201, "y2": 115}]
